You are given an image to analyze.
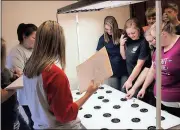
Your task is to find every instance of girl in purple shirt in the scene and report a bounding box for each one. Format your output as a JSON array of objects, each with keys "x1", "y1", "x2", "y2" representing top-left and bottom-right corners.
[{"x1": 137, "y1": 22, "x2": 180, "y2": 117}]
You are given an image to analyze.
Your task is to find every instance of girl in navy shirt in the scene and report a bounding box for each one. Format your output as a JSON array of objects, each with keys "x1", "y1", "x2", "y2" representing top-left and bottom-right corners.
[{"x1": 96, "y1": 16, "x2": 128, "y2": 91}]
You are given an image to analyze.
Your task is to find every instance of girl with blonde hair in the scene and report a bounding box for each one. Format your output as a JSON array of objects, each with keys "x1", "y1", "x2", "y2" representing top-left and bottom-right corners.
[
  {"x1": 96, "y1": 16, "x2": 128, "y2": 91},
  {"x1": 23, "y1": 20, "x2": 100, "y2": 129},
  {"x1": 120, "y1": 18, "x2": 151, "y2": 97}
]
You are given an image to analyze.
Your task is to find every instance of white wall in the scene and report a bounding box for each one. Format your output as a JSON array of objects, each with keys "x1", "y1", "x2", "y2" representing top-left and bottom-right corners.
[
  {"x1": 57, "y1": 13, "x2": 80, "y2": 90},
  {"x1": 2, "y1": 1, "x2": 130, "y2": 90},
  {"x1": 2, "y1": 1, "x2": 77, "y2": 53}
]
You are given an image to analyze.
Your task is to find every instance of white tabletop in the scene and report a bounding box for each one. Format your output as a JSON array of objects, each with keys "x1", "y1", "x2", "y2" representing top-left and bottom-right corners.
[{"x1": 72, "y1": 84, "x2": 180, "y2": 129}]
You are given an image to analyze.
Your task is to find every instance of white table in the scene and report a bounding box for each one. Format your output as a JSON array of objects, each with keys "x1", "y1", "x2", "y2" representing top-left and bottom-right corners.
[{"x1": 72, "y1": 84, "x2": 180, "y2": 129}]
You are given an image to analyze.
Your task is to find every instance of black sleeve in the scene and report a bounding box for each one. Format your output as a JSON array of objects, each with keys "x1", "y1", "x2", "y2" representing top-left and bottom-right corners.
[
  {"x1": 1, "y1": 69, "x2": 13, "y2": 89},
  {"x1": 175, "y1": 25, "x2": 180, "y2": 35},
  {"x1": 144, "y1": 55, "x2": 152, "y2": 68},
  {"x1": 96, "y1": 35, "x2": 105, "y2": 51},
  {"x1": 138, "y1": 39, "x2": 150, "y2": 60}
]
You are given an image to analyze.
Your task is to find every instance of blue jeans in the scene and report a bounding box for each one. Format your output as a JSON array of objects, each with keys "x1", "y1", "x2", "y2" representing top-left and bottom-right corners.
[{"x1": 104, "y1": 76, "x2": 128, "y2": 92}]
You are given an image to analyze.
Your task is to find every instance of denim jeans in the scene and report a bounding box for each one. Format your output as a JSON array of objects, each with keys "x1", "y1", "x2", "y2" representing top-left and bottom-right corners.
[{"x1": 104, "y1": 76, "x2": 128, "y2": 92}]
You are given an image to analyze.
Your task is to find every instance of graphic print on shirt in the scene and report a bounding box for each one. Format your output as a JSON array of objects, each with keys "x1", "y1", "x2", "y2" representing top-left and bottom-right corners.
[
  {"x1": 131, "y1": 46, "x2": 138, "y2": 53},
  {"x1": 153, "y1": 57, "x2": 172, "y2": 76}
]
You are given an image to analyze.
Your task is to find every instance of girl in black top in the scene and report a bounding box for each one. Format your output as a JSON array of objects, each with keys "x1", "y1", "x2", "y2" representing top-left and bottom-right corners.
[
  {"x1": 120, "y1": 18, "x2": 151, "y2": 94},
  {"x1": 125, "y1": 28, "x2": 156, "y2": 100}
]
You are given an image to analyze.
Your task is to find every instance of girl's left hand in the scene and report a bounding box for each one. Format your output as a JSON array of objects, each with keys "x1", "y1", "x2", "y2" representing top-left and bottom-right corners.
[{"x1": 123, "y1": 80, "x2": 132, "y2": 93}]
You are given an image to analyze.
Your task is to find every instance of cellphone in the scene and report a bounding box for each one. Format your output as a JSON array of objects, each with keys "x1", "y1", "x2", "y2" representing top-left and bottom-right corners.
[{"x1": 122, "y1": 31, "x2": 128, "y2": 38}]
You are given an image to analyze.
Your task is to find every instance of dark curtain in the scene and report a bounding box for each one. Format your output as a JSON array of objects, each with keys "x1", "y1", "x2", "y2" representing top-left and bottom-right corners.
[{"x1": 130, "y1": 0, "x2": 180, "y2": 27}]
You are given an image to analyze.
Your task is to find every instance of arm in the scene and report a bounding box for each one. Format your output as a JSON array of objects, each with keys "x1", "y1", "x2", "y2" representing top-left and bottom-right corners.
[
  {"x1": 141, "y1": 64, "x2": 155, "y2": 90},
  {"x1": 120, "y1": 34, "x2": 127, "y2": 59},
  {"x1": 128, "y1": 59, "x2": 145, "y2": 83},
  {"x1": 96, "y1": 35, "x2": 105, "y2": 51},
  {"x1": 43, "y1": 66, "x2": 98, "y2": 123},
  {"x1": 131, "y1": 67, "x2": 150, "y2": 90},
  {"x1": 75, "y1": 80, "x2": 100, "y2": 109},
  {"x1": 137, "y1": 64, "x2": 155, "y2": 98},
  {"x1": 123, "y1": 40, "x2": 150, "y2": 91},
  {"x1": 1, "y1": 88, "x2": 16, "y2": 103},
  {"x1": 75, "y1": 93, "x2": 91, "y2": 108},
  {"x1": 126, "y1": 67, "x2": 149, "y2": 99},
  {"x1": 6, "y1": 49, "x2": 24, "y2": 74},
  {"x1": 129, "y1": 53, "x2": 152, "y2": 89},
  {"x1": 120, "y1": 45, "x2": 126, "y2": 59},
  {"x1": 123, "y1": 59, "x2": 146, "y2": 92},
  {"x1": 46, "y1": 72, "x2": 79, "y2": 123}
]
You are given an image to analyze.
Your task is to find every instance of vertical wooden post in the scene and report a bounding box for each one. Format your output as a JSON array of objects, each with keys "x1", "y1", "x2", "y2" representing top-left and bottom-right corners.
[{"x1": 156, "y1": 1, "x2": 162, "y2": 129}]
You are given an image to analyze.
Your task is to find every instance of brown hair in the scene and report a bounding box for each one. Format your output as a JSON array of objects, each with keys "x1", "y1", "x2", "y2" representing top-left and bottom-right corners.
[
  {"x1": 162, "y1": 21, "x2": 176, "y2": 34},
  {"x1": 150, "y1": 21, "x2": 176, "y2": 35},
  {"x1": 145, "y1": 7, "x2": 156, "y2": 18},
  {"x1": 104, "y1": 16, "x2": 120, "y2": 45},
  {"x1": 124, "y1": 18, "x2": 144, "y2": 37},
  {"x1": 1, "y1": 38, "x2": 6, "y2": 71},
  {"x1": 164, "y1": 3, "x2": 179, "y2": 13},
  {"x1": 24, "y1": 20, "x2": 66, "y2": 78}
]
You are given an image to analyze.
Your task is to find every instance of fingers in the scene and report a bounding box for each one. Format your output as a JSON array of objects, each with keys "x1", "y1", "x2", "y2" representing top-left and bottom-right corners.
[
  {"x1": 95, "y1": 81, "x2": 101, "y2": 87},
  {"x1": 126, "y1": 93, "x2": 132, "y2": 99},
  {"x1": 126, "y1": 87, "x2": 129, "y2": 93},
  {"x1": 99, "y1": 80, "x2": 104, "y2": 85},
  {"x1": 137, "y1": 92, "x2": 144, "y2": 99},
  {"x1": 122, "y1": 82, "x2": 126, "y2": 88},
  {"x1": 137, "y1": 93, "x2": 141, "y2": 99},
  {"x1": 14, "y1": 74, "x2": 19, "y2": 78},
  {"x1": 121, "y1": 34, "x2": 124, "y2": 39},
  {"x1": 5, "y1": 89, "x2": 16, "y2": 93},
  {"x1": 125, "y1": 94, "x2": 129, "y2": 99},
  {"x1": 90, "y1": 79, "x2": 95, "y2": 85},
  {"x1": 141, "y1": 93, "x2": 145, "y2": 98},
  {"x1": 121, "y1": 34, "x2": 127, "y2": 40},
  {"x1": 91, "y1": 80, "x2": 103, "y2": 88}
]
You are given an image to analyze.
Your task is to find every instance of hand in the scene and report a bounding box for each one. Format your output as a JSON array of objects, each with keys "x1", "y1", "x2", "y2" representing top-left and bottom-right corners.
[
  {"x1": 5, "y1": 89, "x2": 16, "y2": 93},
  {"x1": 86, "y1": 80, "x2": 101, "y2": 95},
  {"x1": 125, "y1": 88, "x2": 136, "y2": 99},
  {"x1": 12, "y1": 74, "x2": 20, "y2": 80},
  {"x1": 163, "y1": 13, "x2": 169, "y2": 23},
  {"x1": 120, "y1": 34, "x2": 127, "y2": 46},
  {"x1": 123, "y1": 80, "x2": 132, "y2": 93},
  {"x1": 12, "y1": 67, "x2": 22, "y2": 79},
  {"x1": 137, "y1": 88, "x2": 146, "y2": 99},
  {"x1": 13, "y1": 67, "x2": 22, "y2": 75}
]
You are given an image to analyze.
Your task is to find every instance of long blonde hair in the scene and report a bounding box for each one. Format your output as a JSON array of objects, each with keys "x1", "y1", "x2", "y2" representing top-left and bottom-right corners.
[
  {"x1": 104, "y1": 16, "x2": 120, "y2": 45},
  {"x1": 24, "y1": 20, "x2": 66, "y2": 78},
  {"x1": 1, "y1": 38, "x2": 6, "y2": 71}
]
